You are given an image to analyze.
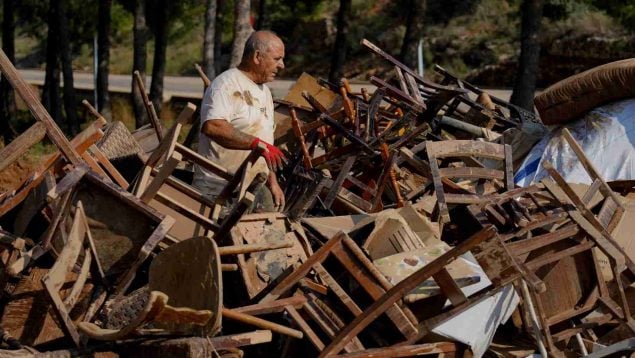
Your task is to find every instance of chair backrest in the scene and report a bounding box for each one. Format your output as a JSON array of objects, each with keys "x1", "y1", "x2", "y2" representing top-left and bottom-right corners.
[{"x1": 427, "y1": 140, "x2": 513, "y2": 225}]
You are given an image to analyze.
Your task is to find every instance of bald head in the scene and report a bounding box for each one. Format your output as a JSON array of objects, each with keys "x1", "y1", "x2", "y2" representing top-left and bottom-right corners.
[
  {"x1": 241, "y1": 31, "x2": 283, "y2": 63},
  {"x1": 238, "y1": 30, "x2": 285, "y2": 84}
]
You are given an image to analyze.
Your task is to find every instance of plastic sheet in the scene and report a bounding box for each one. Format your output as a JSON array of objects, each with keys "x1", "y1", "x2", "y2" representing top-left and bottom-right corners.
[{"x1": 515, "y1": 98, "x2": 635, "y2": 186}]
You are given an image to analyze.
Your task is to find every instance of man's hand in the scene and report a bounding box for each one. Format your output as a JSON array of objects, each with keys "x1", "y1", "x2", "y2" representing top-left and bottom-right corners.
[
  {"x1": 251, "y1": 138, "x2": 288, "y2": 172},
  {"x1": 268, "y1": 172, "x2": 285, "y2": 212}
]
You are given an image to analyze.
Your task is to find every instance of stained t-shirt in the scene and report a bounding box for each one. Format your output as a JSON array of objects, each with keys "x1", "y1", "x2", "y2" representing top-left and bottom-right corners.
[{"x1": 194, "y1": 68, "x2": 274, "y2": 196}]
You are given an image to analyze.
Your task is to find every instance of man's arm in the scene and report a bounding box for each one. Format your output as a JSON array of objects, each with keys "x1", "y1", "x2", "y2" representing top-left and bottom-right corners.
[
  {"x1": 268, "y1": 170, "x2": 285, "y2": 211},
  {"x1": 201, "y1": 119, "x2": 255, "y2": 150},
  {"x1": 202, "y1": 119, "x2": 287, "y2": 172}
]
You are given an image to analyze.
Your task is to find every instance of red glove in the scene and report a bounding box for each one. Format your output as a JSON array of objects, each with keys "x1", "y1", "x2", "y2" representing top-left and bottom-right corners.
[{"x1": 250, "y1": 138, "x2": 288, "y2": 172}]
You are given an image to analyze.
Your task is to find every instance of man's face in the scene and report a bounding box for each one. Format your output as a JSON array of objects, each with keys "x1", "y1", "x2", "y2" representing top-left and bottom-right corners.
[{"x1": 255, "y1": 40, "x2": 285, "y2": 84}]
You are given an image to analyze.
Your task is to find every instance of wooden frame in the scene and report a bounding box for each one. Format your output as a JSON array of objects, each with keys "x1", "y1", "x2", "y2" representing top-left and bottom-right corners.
[
  {"x1": 50, "y1": 168, "x2": 175, "y2": 296},
  {"x1": 133, "y1": 102, "x2": 269, "y2": 243},
  {"x1": 261, "y1": 231, "x2": 424, "y2": 353},
  {"x1": 427, "y1": 140, "x2": 514, "y2": 226},
  {"x1": 315, "y1": 226, "x2": 522, "y2": 356},
  {"x1": 42, "y1": 201, "x2": 105, "y2": 347}
]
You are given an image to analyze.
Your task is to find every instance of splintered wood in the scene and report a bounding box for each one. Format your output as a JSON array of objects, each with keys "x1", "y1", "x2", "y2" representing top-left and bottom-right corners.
[{"x1": 0, "y1": 41, "x2": 633, "y2": 358}]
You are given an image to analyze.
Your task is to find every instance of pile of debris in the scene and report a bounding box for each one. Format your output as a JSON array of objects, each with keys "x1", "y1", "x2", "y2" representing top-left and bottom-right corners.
[{"x1": 0, "y1": 40, "x2": 634, "y2": 357}]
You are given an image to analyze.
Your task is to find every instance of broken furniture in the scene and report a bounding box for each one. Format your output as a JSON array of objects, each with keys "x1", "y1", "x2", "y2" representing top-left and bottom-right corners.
[{"x1": 427, "y1": 140, "x2": 514, "y2": 228}]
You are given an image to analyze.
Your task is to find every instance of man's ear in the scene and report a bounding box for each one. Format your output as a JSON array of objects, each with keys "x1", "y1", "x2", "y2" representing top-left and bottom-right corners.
[{"x1": 253, "y1": 50, "x2": 261, "y2": 65}]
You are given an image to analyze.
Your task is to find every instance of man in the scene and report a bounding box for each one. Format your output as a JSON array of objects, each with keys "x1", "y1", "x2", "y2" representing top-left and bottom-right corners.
[{"x1": 193, "y1": 31, "x2": 287, "y2": 212}]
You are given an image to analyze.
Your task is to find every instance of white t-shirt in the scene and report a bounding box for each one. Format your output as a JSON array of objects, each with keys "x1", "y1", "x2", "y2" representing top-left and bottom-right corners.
[{"x1": 194, "y1": 68, "x2": 275, "y2": 197}]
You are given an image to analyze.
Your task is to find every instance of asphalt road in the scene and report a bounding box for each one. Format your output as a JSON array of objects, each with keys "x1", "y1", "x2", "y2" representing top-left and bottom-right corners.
[{"x1": 18, "y1": 69, "x2": 511, "y2": 102}]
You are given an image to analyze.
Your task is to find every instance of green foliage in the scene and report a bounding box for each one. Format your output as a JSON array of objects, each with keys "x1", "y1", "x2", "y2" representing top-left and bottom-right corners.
[{"x1": 590, "y1": 0, "x2": 635, "y2": 32}]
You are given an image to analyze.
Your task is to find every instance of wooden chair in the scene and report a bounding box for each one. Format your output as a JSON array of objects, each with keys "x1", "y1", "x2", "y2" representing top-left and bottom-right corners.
[
  {"x1": 260, "y1": 231, "x2": 419, "y2": 354},
  {"x1": 315, "y1": 226, "x2": 524, "y2": 357},
  {"x1": 47, "y1": 167, "x2": 175, "y2": 296},
  {"x1": 133, "y1": 103, "x2": 268, "y2": 243},
  {"x1": 427, "y1": 140, "x2": 514, "y2": 227},
  {"x1": 468, "y1": 183, "x2": 635, "y2": 356}
]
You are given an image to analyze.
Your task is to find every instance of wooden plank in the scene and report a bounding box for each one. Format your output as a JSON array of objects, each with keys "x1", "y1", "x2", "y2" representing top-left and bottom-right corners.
[
  {"x1": 313, "y1": 263, "x2": 364, "y2": 316},
  {"x1": 141, "y1": 152, "x2": 183, "y2": 203},
  {"x1": 286, "y1": 305, "x2": 325, "y2": 350},
  {"x1": 427, "y1": 140, "x2": 506, "y2": 160},
  {"x1": 81, "y1": 151, "x2": 112, "y2": 182},
  {"x1": 432, "y1": 268, "x2": 467, "y2": 306},
  {"x1": 88, "y1": 145, "x2": 129, "y2": 189},
  {"x1": 506, "y1": 225, "x2": 580, "y2": 255},
  {"x1": 582, "y1": 178, "x2": 602, "y2": 206},
  {"x1": 119, "y1": 331, "x2": 272, "y2": 355},
  {"x1": 41, "y1": 201, "x2": 90, "y2": 347},
  {"x1": 0, "y1": 48, "x2": 81, "y2": 164},
  {"x1": 0, "y1": 121, "x2": 46, "y2": 172},
  {"x1": 222, "y1": 308, "x2": 303, "y2": 339},
  {"x1": 218, "y1": 239, "x2": 294, "y2": 256},
  {"x1": 176, "y1": 143, "x2": 232, "y2": 181},
  {"x1": 394, "y1": 66, "x2": 410, "y2": 96},
  {"x1": 335, "y1": 341, "x2": 458, "y2": 358},
  {"x1": 438, "y1": 167, "x2": 505, "y2": 180},
  {"x1": 324, "y1": 155, "x2": 357, "y2": 208},
  {"x1": 154, "y1": 191, "x2": 219, "y2": 232},
  {"x1": 525, "y1": 240, "x2": 595, "y2": 270},
  {"x1": 234, "y1": 295, "x2": 308, "y2": 315},
  {"x1": 134, "y1": 70, "x2": 163, "y2": 141},
  {"x1": 404, "y1": 72, "x2": 424, "y2": 104}
]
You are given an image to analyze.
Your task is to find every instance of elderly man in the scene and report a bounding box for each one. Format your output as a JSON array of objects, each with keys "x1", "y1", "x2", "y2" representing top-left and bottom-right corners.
[{"x1": 193, "y1": 31, "x2": 287, "y2": 212}]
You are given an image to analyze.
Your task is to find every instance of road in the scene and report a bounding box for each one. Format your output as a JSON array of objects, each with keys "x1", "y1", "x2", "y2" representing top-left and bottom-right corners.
[{"x1": 18, "y1": 69, "x2": 511, "y2": 102}]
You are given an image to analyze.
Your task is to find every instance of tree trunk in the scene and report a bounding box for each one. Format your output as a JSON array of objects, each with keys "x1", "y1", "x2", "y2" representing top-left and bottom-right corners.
[
  {"x1": 256, "y1": 0, "x2": 265, "y2": 30},
  {"x1": 399, "y1": 0, "x2": 426, "y2": 69},
  {"x1": 43, "y1": 0, "x2": 62, "y2": 127},
  {"x1": 97, "y1": 0, "x2": 112, "y2": 121},
  {"x1": 214, "y1": 0, "x2": 225, "y2": 74},
  {"x1": 0, "y1": 0, "x2": 17, "y2": 144},
  {"x1": 328, "y1": 0, "x2": 351, "y2": 84},
  {"x1": 203, "y1": 0, "x2": 217, "y2": 79},
  {"x1": 149, "y1": 0, "x2": 169, "y2": 117},
  {"x1": 510, "y1": 0, "x2": 544, "y2": 112},
  {"x1": 132, "y1": 0, "x2": 149, "y2": 128},
  {"x1": 229, "y1": 0, "x2": 253, "y2": 68},
  {"x1": 58, "y1": 0, "x2": 78, "y2": 134}
]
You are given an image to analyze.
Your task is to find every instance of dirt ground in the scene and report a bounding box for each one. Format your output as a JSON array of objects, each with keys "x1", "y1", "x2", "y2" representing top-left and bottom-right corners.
[{"x1": 0, "y1": 157, "x2": 39, "y2": 194}]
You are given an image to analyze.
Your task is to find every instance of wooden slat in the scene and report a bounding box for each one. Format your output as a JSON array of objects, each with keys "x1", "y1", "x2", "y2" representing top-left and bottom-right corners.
[
  {"x1": 175, "y1": 143, "x2": 233, "y2": 181},
  {"x1": 141, "y1": 152, "x2": 183, "y2": 203},
  {"x1": 426, "y1": 140, "x2": 506, "y2": 160},
  {"x1": 286, "y1": 305, "x2": 325, "y2": 350},
  {"x1": 0, "y1": 48, "x2": 81, "y2": 164},
  {"x1": 506, "y1": 225, "x2": 580, "y2": 255},
  {"x1": 234, "y1": 295, "x2": 307, "y2": 315},
  {"x1": 432, "y1": 268, "x2": 467, "y2": 306},
  {"x1": 438, "y1": 167, "x2": 505, "y2": 180},
  {"x1": 336, "y1": 341, "x2": 458, "y2": 358},
  {"x1": 154, "y1": 191, "x2": 220, "y2": 232},
  {"x1": 89, "y1": 145, "x2": 129, "y2": 189},
  {"x1": 0, "y1": 121, "x2": 46, "y2": 172}
]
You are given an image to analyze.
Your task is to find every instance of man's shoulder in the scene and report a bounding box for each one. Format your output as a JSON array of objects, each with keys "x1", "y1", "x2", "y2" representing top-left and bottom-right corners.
[{"x1": 210, "y1": 68, "x2": 242, "y2": 88}]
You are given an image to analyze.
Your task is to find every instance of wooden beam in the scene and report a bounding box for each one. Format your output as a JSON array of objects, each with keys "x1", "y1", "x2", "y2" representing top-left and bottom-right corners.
[{"x1": 0, "y1": 48, "x2": 81, "y2": 164}]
